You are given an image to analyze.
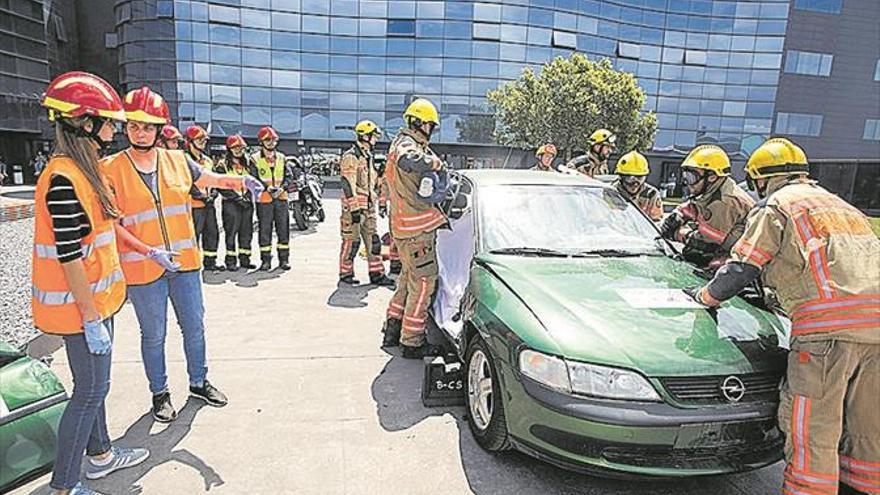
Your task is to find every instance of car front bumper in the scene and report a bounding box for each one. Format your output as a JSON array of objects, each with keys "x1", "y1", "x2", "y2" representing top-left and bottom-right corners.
[{"x1": 499, "y1": 364, "x2": 783, "y2": 478}]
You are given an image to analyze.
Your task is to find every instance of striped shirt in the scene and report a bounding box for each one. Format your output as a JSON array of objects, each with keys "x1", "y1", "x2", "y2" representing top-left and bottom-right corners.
[{"x1": 46, "y1": 175, "x2": 92, "y2": 263}]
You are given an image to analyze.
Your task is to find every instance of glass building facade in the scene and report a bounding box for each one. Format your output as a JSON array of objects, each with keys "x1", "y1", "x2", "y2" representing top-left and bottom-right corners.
[{"x1": 116, "y1": 0, "x2": 791, "y2": 154}]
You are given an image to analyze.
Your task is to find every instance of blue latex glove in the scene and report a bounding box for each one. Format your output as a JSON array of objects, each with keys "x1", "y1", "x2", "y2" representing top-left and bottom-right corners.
[
  {"x1": 242, "y1": 175, "x2": 264, "y2": 201},
  {"x1": 147, "y1": 248, "x2": 181, "y2": 272},
  {"x1": 83, "y1": 318, "x2": 112, "y2": 355}
]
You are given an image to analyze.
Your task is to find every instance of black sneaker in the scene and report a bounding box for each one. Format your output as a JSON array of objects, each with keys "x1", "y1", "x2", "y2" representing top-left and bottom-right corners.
[
  {"x1": 278, "y1": 262, "x2": 291, "y2": 271},
  {"x1": 339, "y1": 274, "x2": 360, "y2": 285},
  {"x1": 370, "y1": 274, "x2": 396, "y2": 287},
  {"x1": 381, "y1": 318, "x2": 401, "y2": 347},
  {"x1": 226, "y1": 264, "x2": 239, "y2": 272},
  {"x1": 401, "y1": 343, "x2": 444, "y2": 360},
  {"x1": 189, "y1": 380, "x2": 228, "y2": 407},
  {"x1": 259, "y1": 260, "x2": 272, "y2": 271},
  {"x1": 151, "y1": 392, "x2": 177, "y2": 423},
  {"x1": 240, "y1": 257, "x2": 257, "y2": 270}
]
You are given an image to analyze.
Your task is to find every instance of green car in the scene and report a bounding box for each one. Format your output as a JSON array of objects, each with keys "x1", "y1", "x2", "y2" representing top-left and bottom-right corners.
[
  {"x1": 0, "y1": 340, "x2": 67, "y2": 492},
  {"x1": 432, "y1": 169, "x2": 789, "y2": 478}
]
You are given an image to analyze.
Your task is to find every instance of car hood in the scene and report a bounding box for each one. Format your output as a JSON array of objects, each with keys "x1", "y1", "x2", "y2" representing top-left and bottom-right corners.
[{"x1": 476, "y1": 253, "x2": 789, "y2": 376}]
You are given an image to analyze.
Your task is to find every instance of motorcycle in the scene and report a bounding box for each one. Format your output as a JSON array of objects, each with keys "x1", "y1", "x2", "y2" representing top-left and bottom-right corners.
[{"x1": 287, "y1": 159, "x2": 326, "y2": 231}]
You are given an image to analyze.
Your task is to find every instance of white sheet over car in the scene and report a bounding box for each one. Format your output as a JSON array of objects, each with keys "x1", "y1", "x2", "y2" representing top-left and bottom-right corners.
[{"x1": 433, "y1": 210, "x2": 474, "y2": 341}]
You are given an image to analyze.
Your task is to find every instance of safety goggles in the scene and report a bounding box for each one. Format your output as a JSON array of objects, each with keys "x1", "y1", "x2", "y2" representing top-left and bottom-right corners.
[
  {"x1": 620, "y1": 175, "x2": 646, "y2": 187},
  {"x1": 682, "y1": 169, "x2": 704, "y2": 186}
]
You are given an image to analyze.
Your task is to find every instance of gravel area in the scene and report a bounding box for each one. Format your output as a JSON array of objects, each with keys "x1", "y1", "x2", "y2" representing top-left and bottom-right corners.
[{"x1": 0, "y1": 218, "x2": 37, "y2": 349}]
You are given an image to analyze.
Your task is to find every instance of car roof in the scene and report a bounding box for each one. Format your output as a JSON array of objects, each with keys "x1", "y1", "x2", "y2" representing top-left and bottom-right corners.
[{"x1": 459, "y1": 168, "x2": 610, "y2": 188}]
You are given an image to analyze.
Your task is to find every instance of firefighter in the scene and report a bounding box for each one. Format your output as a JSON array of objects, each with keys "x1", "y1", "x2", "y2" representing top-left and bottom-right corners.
[
  {"x1": 381, "y1": 98, "x2": 450, "y2": 359},
  {"x1": 566, "y1": 128, "x2": 617, "y2": 177},
  {"x1": 217, "y1": 134, "x2": 256, "y2": 272},
  {"x1": 103, "y1": 86, "x2": 262, "y2": 423},
  {"x1": 251, "y1": 126, "x2": 291, "y2": 271},
  {"x1": 660, "y1": 145, "x2": 755, "y2": 269},
  {"x1": 530, "y1": 144, "x2": 558, "y2": 171},
  {"x1": 157, "y1": 124, "x2": 182, "y2": 150},
  {"x1": 688, "y1": 138, "x2": 880, "y2": 495},
  {"x1": 184, "y1": 125, "x2": 222, "y2": 271},
  {"x1": 377, "y1": 157, "x2": 402, "y2": 275},
  {"x1": 338, "y1": 120, "x2": 395, "y2": 286},
  {"x1": 612, "y1": 150, "x2": 663, "y2": 221}
]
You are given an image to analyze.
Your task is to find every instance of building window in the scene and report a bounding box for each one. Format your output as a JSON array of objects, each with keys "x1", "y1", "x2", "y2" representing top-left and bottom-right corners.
[
  {"x1": 52, "y1": 15, "x2": 68, "y2": 42},
  {"x1": 784, "y1": 50, "x2": 833, "y2": 77},
  {"x1": 864, "y1": 120, "x2": 880, "y2": 141},
  {"x1": 875, "y1": 60, "x2": 880, "y2": 81},
  {"x1": 793, "y1": 0, "x2": 842, "y2": 14},
  {"x1": 776, "y1": 112, "x2": 824, "y2": 137},
  {"x1": 552, "y1": 31, "x2": 576, "y2": 49},
  {"x1": 617, "y1": 42, "x2": 640, "y2": 60},
  {"x1": 388, "y1": 20, "x2": 415, "y2": 37},
  {"x1": 105, "y1": 33, "x2": 118, "y2": 49},
  {"x1": 157, "y1": 0, "x2": 174, "y2": 18}
]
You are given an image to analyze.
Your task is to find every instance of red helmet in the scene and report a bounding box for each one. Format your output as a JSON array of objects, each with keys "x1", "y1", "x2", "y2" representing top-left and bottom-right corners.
[
  {"x1": 225, "y1": 134, "x2": 247, "y2": 149},
  {"x1": 41, "y1": 71, "x2": 126, "y2": 122},
  {"x1": 186, "y1": 125, "x2": 208, "y2": 142},
  {"x1": 123, "y1": 86, "x2": 169, "y2": 125},
  {"x1": 160, "y1": 124, "x2": 182, "y2": 142},
  {"x1": 257, "y1": 126, "x2": 279, "y2": 142}
]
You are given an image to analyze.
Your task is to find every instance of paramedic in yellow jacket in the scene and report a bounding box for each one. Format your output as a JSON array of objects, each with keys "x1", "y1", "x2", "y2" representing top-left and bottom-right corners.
[
  {"x1": 689, "y1": 138, "x2": 880, "y2": 495},
  {"x1": 381, "y1": 98, "x2": 450, "y2": 359},
  {"x1": 338, "y1": 120, "x2": 394, "y2": 287}
]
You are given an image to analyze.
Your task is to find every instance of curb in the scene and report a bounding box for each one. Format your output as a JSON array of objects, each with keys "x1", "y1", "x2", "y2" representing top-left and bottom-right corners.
[{"x1": 0, "y1": 203, "x2": 35, "y2": 223}]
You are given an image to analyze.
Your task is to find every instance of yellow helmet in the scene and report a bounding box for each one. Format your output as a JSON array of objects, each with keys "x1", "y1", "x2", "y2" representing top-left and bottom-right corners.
[
  {"x1": 403, "y1": 98, "x2": 440, "y2": 126},
  {"x1": 535, "y1": 144, "x2": 558, "y2": 157},
  {"x1": 681, "y1": 145, "x2": 731, "y2": 176},
  {"x1": 588, "y1": 128, "x2": 617, "y2": 148},
  {"x1": 615, "y1": 151, "x2": 649, "y2": 176},
  {"x1": 355, "y1": 119, "x2": 381, "y2": 137},
  {"x1": 745, "y1": 137, "x2": 809, "y2": 180}
]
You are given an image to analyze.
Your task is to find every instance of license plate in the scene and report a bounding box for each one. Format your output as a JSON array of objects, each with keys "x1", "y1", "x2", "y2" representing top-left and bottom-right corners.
[{"x1": 675, "y1": 421, "x2": 766, "y2": 449}]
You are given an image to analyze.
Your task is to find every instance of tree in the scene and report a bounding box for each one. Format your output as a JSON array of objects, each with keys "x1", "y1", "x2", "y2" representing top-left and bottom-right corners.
[
  {"x1": 488, "y1": 55, "x2": 657, "y2": 159},
  {"x1": 455, "y1": 113, "x2": 495, "y2": 144}
]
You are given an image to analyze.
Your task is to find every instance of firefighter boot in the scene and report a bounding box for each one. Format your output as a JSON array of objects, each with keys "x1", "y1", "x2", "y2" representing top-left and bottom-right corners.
[
  {"x1": 340, "y1": 274, "x2": 360, "y2": 285},
  {"x1": 370, "y1": 273, "x2": 396, "y2": 287},
  {"x1": 225, "y1": 255, "x2": 239, "y2": 272},
  {"x1": 239, "y1": 254, "x2": 256, "y2": 270},
  {"x1": 259, "y1": 255, "x2": 272, "y2": 272},
  {"x1": 381, "y1": 318, "x2": 401, "y2": 348},
  {"x1": 401, "y1": 343, "x2": 444, "y2": 360}
]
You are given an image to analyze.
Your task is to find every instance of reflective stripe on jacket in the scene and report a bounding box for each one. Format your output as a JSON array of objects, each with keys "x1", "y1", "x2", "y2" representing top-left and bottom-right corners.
[
  {"x1": 340, "y1": 144, "x2": 378, "y2": 213},
  {"x1": 252, "y1": 151, "x2": 287, "y2": 203},
  {"x1": 103, "y1": 149, "x2": 201, "y2": 285},
  {"x1": 32, "y1": 156, "x2": 126, "y2": 334}
]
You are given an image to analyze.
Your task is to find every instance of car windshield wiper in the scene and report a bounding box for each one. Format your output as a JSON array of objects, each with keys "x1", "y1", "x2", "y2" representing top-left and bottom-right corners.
[
  {"x1": 577, "y1": 248, "x2": 659, "y2": 257},
  {"x1": 489, "y1": 247, "x2": 578, "y2": 257}
]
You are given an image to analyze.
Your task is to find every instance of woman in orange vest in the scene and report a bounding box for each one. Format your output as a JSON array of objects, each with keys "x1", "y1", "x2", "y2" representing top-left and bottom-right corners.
[
  {"x1": 34, "y1": 72, "x2": 149, "y2": 495},
  {"x1": 102, "y1": 86, "x2": 263, "y2": 424}
]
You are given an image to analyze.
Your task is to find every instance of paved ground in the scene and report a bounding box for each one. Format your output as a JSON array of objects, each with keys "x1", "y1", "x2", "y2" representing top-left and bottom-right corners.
[{"x1": 10, "y1": 190, "x2": 782, "y2": 494}]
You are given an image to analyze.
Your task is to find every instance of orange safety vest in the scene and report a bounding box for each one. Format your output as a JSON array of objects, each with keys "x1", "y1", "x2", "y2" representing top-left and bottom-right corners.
[
  {"x1": 32, "y1": 156, "x2": 126, "y2": 334},
  {"x1": 102, "y1": 148, "x2": 201, "y2": 285}
]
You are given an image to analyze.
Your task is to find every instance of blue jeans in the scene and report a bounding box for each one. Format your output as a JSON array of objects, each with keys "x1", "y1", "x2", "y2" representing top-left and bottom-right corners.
[
  {"x1": 51, "y1": 322, "x2": 114, "y2": 490},
  {"x1": 127, "y1": 270, "x2": 208, "y2": 395}
]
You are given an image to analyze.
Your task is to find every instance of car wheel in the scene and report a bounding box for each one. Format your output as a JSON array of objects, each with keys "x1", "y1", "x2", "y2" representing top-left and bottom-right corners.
[{"x1": 465, "y1": 335, "x2": 510, "y2": 452}]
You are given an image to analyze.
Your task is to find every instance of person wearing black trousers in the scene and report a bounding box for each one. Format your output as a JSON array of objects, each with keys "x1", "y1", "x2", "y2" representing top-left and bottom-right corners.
[
  {"x1": 216, "y1": 134, "x2": 256, "y2": 272},
  {"x1": 184, "y1": 125, "x2": 222, "y2": 271},
  {"x1": 250, "y1": 126, "x2": 292, "y2": 271}
]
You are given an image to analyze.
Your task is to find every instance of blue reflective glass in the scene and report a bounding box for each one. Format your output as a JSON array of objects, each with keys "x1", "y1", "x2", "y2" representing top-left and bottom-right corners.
[
  {"x1": 359, "y1": 56, "x2": 386, "y2": 72},
  {"x1": 387, "y1": 58, "x2": 414, "y2": 74},
  {"x1": 211, "y1": 65, "x2": 241, "y2": 85},
  {"x1": 302, "y1": 34, "x2": 329, "y2": 52},
  {"x1": 529, "y1": 8, "x2": 554, "y2": 27},
  {"x1": 793, "y1": 0, "x2": 841, "y2": 14},
  {"x1": 330, "y1": 37, "x2": 358, "y2": 54},
  {"x1": 415, "y1": 58, "x2": 443, "y2": 75},
  {"x1": 359, "y1": 39, "x2": 386, "y2": 55},
  {"x1": 387, "y1": 39, "x2": 414, "y2": 55},
  {"x1": 445, "y1": 21, "x2": 472, "y2": 39},
  {"x1": 417, "y1": 21, "x2": 444, "y2": 38},
  {"x1": 210, "y1": 24, "x2": 239, "y2": 45},
  {"x1": 473, "y1": 41, "x2": 500, "y2": 59},
  {"x1": 243, "y1": 87, "x2": 271, "y2": 105},
  {"x1": 331, "y1": 18, "x2": 358, "y2": 36},
  {"x1": 388, "y1": 20, "x2": 415, "y2": 36},
  {"x1": 415, "y1": 76, "x2": 442, "y2": 94},
  {"x1": 446, "y1": 2, "x2": 473, "y2": 20},
  {"x1": 415, "y1": 40, "x2": 443, "y2": 56},
  {"x1": 272, "y1": 32, "x2": 300, "y2": 50},
  {"x1": 332, "y1": 0, "x2": 357, "y2": 16},
  {"x1": 302, "y1": 0, "x2": 329, "y2": 15},
  {"x1": 443, "y1": 59, "x2": 471, "y2": 77},
  {"x1": 241, "y1": 28, "x2": 271, "y2": 48},
  {"x1": 502, "y1": 5, "x2": 528, "y2": 23}
]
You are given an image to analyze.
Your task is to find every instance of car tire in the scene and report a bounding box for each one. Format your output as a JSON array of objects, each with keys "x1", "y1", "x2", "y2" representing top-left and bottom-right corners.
[{"x1": 465, "y1": 335, "x2": 510, "y2": 452}]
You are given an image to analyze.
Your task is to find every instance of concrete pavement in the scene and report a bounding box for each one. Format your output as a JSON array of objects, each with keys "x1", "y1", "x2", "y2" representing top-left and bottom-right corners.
[{"x1": 11, "y1": 191, "x2": 782, "y2": 494}]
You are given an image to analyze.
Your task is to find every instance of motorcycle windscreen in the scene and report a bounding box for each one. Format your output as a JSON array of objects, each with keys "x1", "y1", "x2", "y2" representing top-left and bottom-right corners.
[{"x1": 432, "y1": 210, "x2": 475, "y2": 342}]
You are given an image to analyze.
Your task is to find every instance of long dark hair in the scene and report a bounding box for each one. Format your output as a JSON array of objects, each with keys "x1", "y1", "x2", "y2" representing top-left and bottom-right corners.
[{"x1": 52, "y1": 117, "x2": 119, "y2": 219}]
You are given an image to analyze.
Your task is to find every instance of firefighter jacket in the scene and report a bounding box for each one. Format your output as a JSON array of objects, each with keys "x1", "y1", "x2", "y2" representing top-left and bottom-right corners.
[
  {"x1": 613, "y1": 179, "x2": 663, "y2": 221},
  {"x1": 530, "y1": 161, "x2": 557, "y2": 172},
  {"x1": 676, "y1": 177, "x2": 755, "y2": 258},
  {"x1": 186, "y1": 151, "x2": 217, "y2": 206},
  {"x1": 340, "y1": 143, "x2": 379, "y2": 213},
  {"x1": 729, "y1": 177, "x2": 880, "y2": 344},
  {"x1": 567, "y1": 152, "x2": 608, "y2": 177},
  {"x1": 385, "y1": 128, "x2": 448, "y2": 240},
  {"x1": 250, "y1": 150, "x2": 289, "y2": 203},
  {"x1": 216, "y1": 155, "x2": 253, "y2": 203}
]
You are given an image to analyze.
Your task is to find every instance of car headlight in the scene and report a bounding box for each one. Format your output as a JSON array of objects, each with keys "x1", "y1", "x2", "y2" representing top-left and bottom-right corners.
[
  {"x1": 519, "y1": 349, "x2": 571, "y2": 393},
  {"x1": 519, "y1": 349, "x2": 661, "y2": 401},
  {"x1": 567, "y1": 361, "x2": 661, "y2": 401}
]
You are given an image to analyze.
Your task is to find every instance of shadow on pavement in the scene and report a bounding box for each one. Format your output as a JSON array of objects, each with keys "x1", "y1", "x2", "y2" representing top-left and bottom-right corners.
[
  {"x1": 27, "y1": 399, "x2": 223, "y2": 495},
  {"x1": 290, "y1": 223, "x2": 320, "y2": 238},
  {"x1": 327, "y1": 281, "x2": 395, "y2": 309},
  {"x1": 370, "y1": 332, "x2": 778, "y2": 495},
  {"x1": 202, "y1": 267, "x2": 282, "y2": 288}
]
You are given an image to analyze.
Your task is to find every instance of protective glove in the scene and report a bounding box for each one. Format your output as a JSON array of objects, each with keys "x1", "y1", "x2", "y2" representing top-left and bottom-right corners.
[
  {"x1": 659, "y1": 213, "x2": 682, "y2": 240},
  {"x1": 350, "y1": 210, "x2": 362, "y2": 225},
  {"x1": 147, "y1": 248, "x2": 181, "y2": 272},
  {"x1": 242, "y1": 175, "x2": 264, "y2": 201},
  {"x1": 378, "y1": 204, "x2": 387, "y2": 218},
  {"x1": 269, "y1": 186, "x2": 284, "y2": 199},
  {"x1": 83, "y1": 318, "x2": 112, "y2": 355}
]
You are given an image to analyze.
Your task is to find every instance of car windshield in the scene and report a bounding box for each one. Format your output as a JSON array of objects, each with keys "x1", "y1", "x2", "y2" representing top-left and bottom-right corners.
[{"x1": 478, "y1": 184, "x2": 662, "y2": 255}]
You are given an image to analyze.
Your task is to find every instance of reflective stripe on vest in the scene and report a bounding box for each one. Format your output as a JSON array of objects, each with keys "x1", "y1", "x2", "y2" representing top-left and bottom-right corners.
[
  {"x1": 33, "y1": 269, "x2": 124, "y2": 305},
  {"x1": 118, "y1": 238, "x2": 197, "y2": 262},
  {"x1": 121, "y1": 203, "x2": 189, "y2": 227},
  {"x1": 34, "y1": 229, "x2": 116, "y2": 260}
]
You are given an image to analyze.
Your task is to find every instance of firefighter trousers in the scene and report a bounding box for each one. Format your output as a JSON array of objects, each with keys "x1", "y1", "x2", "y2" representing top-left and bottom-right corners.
[
  {"x1": 779, "y1": 339, "x2": 880, "y2": 495},
  {"x1": 192, "y1": 203, "x2": 219, "y2": 267},
  {"x1": 385, "y1": 231, "x2": 438, "y2": 347},
  {"x1": 222, "y1": 199, "x2": 254, "y2": 268},
  {"x1": 257, "y1": 200, "x2": 289, "y2": 263},
  {"x1": 339, "y1": 210, "x2": 384, "y2": 278}
]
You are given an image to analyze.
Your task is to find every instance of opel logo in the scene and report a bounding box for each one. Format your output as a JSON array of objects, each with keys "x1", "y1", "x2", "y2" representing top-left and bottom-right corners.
[{"x1": 721, "y1": 376, "x2": 746, "y2": 402}]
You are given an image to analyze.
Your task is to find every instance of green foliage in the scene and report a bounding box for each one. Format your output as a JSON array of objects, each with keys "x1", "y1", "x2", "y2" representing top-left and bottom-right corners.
[
  {"x1": 455, "y1": 113, "x2": 496, "y2": 144},
  {"x1": 488, "y1": 55, "x2": 657, "y2": 158}
]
